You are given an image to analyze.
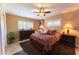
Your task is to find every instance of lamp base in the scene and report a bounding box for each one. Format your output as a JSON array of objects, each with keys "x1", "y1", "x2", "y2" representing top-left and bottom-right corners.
[{"x1": 67, "y1": 29, "x2": 69, "y2": 35}]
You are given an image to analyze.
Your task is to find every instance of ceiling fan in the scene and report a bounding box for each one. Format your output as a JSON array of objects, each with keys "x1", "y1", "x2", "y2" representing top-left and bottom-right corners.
[{"x1": 33, "y1": 8, "x2": 51, "y2": 16}]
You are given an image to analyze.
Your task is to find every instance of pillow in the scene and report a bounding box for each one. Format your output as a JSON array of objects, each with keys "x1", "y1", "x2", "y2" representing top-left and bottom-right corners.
[
  {"x1": 47, "y1": 30, "x2": 57, "y2": 35},
  {"x1": 40, "y1": 32, "x2": 47, "y2": 35}
]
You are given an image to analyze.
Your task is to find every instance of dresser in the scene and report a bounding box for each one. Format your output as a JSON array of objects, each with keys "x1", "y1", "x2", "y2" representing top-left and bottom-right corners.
[
  {"x1": 60, "y1": 34, "x2": 76, "y2": 47},
  {"x1": 19, "y1": 30, "x2": 35, "y2": 41}
]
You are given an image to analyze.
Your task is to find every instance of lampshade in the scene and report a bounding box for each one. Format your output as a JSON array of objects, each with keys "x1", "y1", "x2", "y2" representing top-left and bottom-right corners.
[
  {"x1": 44, "y1": 25, "x2": 48, "y2": 29},
  {"x1": 39, "y1": 25, "x2": 48, "y2": 29},
  {"x1": 39, "y1": 25, "x2": 44, "y2": 29},
  {"x1": 63, "y1": 24, "x2": 74, "y2": 30}
]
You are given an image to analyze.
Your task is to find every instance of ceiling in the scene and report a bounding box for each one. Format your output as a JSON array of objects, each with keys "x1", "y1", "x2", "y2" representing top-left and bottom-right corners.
[{"x1": 2, "y1": 3, "x2": 79, "y2": 19}]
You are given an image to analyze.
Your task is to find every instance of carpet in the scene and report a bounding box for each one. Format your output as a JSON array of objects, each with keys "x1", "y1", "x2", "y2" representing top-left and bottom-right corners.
[{"x1": 14, "y1": 40, "x2": 75, "y2": 55}]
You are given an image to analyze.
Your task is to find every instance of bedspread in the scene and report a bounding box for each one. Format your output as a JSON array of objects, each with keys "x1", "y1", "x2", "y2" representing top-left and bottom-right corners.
[{"x1": 30, "y1": 32, "x2": 61, "y2": 52}]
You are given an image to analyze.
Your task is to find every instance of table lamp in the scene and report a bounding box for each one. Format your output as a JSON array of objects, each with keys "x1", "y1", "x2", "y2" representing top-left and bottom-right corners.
[{"x1": 63, "y1": 24, "x2": 73, "y2": 35}]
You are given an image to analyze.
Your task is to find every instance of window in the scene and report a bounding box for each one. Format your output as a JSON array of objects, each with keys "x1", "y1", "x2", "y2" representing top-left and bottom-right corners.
[
  {"x1": 47, "y1": 19, "x2": 61, "y2": 29},
  {"x1": 17, "y1": 21, "x2": 33, "y2": 30}
]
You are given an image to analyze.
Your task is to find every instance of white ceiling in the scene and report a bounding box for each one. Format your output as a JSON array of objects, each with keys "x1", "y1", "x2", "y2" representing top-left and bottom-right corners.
[{"x1": 3, "y1": 3, "x2": 79, "y2": 19}]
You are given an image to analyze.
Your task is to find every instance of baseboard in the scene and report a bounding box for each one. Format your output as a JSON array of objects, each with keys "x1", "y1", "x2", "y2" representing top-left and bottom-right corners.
[
  {"x1": 19, "y1": 39, "x2": 30, "y2": 43},
  {"x1": 1, "y1": 48, "x2": 5, "y2": 55}
]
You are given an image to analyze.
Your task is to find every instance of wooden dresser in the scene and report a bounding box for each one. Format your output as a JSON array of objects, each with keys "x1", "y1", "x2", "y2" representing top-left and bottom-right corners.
[{"x1": 19, "y1": 30, "x2": 35, "y2": 41}]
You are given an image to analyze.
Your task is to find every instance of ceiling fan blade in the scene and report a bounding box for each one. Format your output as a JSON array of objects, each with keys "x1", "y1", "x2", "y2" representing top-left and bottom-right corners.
[
  {"x1": 32, "y1": 9, "x2": 39, "y2": 12},
  {"x1": 45, "y1": 11, "x2": 51, "y2": 13}
]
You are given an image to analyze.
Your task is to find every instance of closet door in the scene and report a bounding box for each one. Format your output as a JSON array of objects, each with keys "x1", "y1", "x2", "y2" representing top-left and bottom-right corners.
[
  {"x1": 0, "y1": 3, "x2": 7, "y2": 55},
  {"x1": 0, "y1": 3, "x2": 1, "y2": 55}
]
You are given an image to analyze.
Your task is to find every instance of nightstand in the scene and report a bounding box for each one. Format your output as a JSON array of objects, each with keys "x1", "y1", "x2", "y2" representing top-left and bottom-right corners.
[{"x1": 60, "y1": 34, "x2": 76, "y2": 48}]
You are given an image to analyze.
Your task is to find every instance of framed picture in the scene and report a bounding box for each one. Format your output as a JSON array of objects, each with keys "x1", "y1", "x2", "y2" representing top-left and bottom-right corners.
[{"x1": 39, "y1": 19, "x2": 44, "y2": 26}]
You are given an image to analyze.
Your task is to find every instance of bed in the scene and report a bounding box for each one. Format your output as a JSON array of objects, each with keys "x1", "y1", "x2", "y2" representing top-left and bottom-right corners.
[{"x1": 30, "y1": 30, "x2": 61, "y2": 54}]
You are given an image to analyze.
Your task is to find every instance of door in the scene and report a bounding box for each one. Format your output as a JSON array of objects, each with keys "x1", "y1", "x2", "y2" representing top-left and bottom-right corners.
[
  {"x1": 0, "y1": 4, "x2": 1, "y2": 55},
  {"x1": 0, "y1": 3, "x2": 7, "y2": 55}
]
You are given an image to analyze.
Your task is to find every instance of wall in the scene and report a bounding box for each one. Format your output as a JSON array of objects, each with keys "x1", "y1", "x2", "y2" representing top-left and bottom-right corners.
[
  {"x1": 61, "y1": 10, "x2": 79, "y2": 31},
  {"x1": 6, "y1": 14, "x2": 40, "y2": 41}
]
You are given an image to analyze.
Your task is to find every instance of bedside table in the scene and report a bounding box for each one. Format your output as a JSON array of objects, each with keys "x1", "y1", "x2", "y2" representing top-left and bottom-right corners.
[{"x1": 60, "y1": 34, "x2": 76, "y2": 48}]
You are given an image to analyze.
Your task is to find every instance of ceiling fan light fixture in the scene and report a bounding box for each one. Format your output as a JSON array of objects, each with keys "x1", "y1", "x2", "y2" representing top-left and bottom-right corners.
[
  {"x1": 40, "y1": 8, "x2": 44, "y2": 12},
  {"x1": 38, "y1": 12, "x2": 45, "y2": 16},
  {"x1": 33, "y1": 7, "x2": 51, "y2": 16}
]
